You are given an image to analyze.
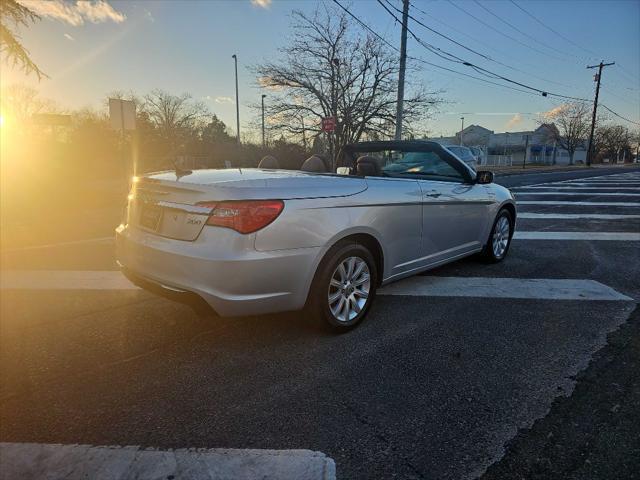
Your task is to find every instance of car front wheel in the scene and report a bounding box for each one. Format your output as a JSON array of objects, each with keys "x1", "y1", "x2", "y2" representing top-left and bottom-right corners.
[
  {"x1": 308, "y1": 241, "x2": 378, "y2": 331},
  {"x1": 484, "y1": 208, "x2": 513, "y2": 262}
]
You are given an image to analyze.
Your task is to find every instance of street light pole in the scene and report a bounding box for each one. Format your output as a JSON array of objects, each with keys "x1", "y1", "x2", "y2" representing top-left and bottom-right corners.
[
  {"x1": 261, "y1": 94, "x2": 266, "y2": 148},
  {"x1": 460, "y1": 116, "x2": 464, "y2": 145},
  {"x1": 232, "y1": 54, "x2": 240, "y2": 144}
]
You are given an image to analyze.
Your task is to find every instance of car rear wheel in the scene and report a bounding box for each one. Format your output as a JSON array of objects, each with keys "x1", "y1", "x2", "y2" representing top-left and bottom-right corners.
[
  {"x1": 308, "y1": 241, "x2": 378, "y2": 331},
  {"x1": 483, "y1": 208, "x2": 513, "y2": 262}
]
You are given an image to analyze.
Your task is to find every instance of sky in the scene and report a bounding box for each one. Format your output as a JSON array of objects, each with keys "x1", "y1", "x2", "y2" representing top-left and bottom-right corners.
[{"x1": 1, "y1": 0, "x2": 639, "y2": 138}]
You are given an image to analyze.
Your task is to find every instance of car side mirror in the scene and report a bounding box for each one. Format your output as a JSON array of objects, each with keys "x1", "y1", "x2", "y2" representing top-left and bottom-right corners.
[{"x1": 476, "y1": 170, "x2": 494, "y2": 184}]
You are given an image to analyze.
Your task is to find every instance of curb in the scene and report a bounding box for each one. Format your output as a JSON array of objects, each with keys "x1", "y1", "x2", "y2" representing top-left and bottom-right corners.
[{"x1": 0, "y1": 442, "x2": 337, "y2": 480}]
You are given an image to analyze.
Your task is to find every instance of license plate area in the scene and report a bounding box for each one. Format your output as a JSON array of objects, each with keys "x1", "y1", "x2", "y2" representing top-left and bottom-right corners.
[{"x1": 140, "y1": 205, "x2": 162, "y2": 231}]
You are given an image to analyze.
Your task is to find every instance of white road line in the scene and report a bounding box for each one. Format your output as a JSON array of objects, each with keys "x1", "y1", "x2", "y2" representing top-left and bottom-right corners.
[
  {"x1": 556, "y1": 181, "x2": 640, "y2": 185},
  {"x1": 3, "y1": 271, "x2": 634, "y2": 302},
  {"x1": 558, "y1": 174, "x2": 640, "y2": 181},
  {"x1": 0, "y1": 237, "x2": 114, "y2": 253},
  {"x1": 1, "y1": 270, "x2": 137, "y2": 290},
  {"x1": 542, "y1": 180, "x2": 640, "y2": 184},
  {"x1": 521, "y1": 180, "x2": 640, "y2": 187},
  {"x1": 514, "y1": 231, "x2": 640, "y2": 241},
  {"x1": 559, "y1": 177, "x2": 640, "y2": 181},
  {"x1": 0, "y1": 442, "x2": 336, "y2": 480},
  {"x1": 515, "y1": 192, "x2": 640, "y2": 197},
  {"x1": 517, "y1": 201, "x2": 640, "y2": 207},
  {"x1": 379, "y1": 276, "x2": 632, "y2": 301},
  {"x1": 518, "y1": 213, "x2": 640, "y2": 220},
  {"x1": 512, "y1": 186, "x2": 640, "y2": 191}
]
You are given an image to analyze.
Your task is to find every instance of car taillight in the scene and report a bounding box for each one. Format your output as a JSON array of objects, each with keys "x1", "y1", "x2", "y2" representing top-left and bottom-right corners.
[{"x1": 197, "y1": 200, "x2": 284, "y2": 234}]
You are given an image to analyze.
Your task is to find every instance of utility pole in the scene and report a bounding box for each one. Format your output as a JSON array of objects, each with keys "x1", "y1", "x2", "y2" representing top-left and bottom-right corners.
[
  {"x1": 232, "y1": 54, "x2": 240, "y2": 144},
  {"x1": 394, "y1": 0, "x2": 409, "y2": 141},
  {"x1": 261, "y1": 94, "x2": 266, "y2": 148},
  {"x1": 459, "y1": 117, "x2": 465, "y2": 145},
  {"x1": 586, "y1": 61, "x2": 614, "y2": 166}
]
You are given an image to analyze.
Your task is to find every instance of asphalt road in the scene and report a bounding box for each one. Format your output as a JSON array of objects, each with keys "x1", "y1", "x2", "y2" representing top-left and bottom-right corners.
[{"x1": 1, "y1": 166, "x2": 639, "y2": 479}]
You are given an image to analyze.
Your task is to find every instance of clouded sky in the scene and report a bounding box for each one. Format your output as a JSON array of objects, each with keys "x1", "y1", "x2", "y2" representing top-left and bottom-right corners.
[{"x1": 3, "y1": 0, "x2": 639, "y2": 138}]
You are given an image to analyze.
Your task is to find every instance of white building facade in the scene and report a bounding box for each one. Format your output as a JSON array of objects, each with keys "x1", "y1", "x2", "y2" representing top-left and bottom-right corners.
[{"x1": 428, "y1": 124, "x2": 588, "y2": 166}]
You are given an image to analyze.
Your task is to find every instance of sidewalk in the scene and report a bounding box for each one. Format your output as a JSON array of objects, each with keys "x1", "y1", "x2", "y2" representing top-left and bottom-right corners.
[{"x1": 0, "y1": 443, "x2": 336, "y2": 480}]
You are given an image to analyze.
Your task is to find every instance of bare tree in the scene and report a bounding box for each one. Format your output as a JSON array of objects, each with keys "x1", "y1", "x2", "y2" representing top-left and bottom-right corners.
[
  {"x1": 255, "y1": 6, "x2": 440, "y2": 167},
  {"x1": 540, "y1": 103, "x2": 591, "y2": 165},
  {"x1": 141, "y1": 89, "x2": 209, "y2": 147},
  {"x1": 0, "y1": 0, "x2": 46, "y2": 79},
  {"x1": 595, "y1": 124, "x2": 633, "y2": 162},
  {"x1": 0, "y1": 84, "x2": 57, "y2": 122}
]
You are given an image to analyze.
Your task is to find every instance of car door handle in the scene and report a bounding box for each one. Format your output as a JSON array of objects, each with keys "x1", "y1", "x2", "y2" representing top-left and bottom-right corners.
[{"x1": 425, "y1": 192, "x2": 442, "y2": 198}]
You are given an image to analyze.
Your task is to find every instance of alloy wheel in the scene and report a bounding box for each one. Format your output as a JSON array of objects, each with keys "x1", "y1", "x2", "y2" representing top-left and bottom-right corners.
[
  {"x1": 328, "y1": 256, "x2": 371, "y2": 323},
  {"x1": 492, "y1": 215, "x2": 510, "y2": 258}
]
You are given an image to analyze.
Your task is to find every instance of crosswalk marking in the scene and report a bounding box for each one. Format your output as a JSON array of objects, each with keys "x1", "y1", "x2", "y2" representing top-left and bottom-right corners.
[
  {"x1": 1, "y1": 270, "x2": 137, "y2": 290},
  {"x1": 518, "y1": 201, "x2": 640, "y2": 206},
  {"x1": 518, "y1": 213, "x2": 640, "y2": 220},
  {"x1": 515, "y1": 192, "x2": 640, "y2": 197},
  {"x1": 554, "y1": 182, "x2": 640, "y2": 185},
  {"x1": 2, "y1": 270, "x2": 634, "y2": 302},
  {"x1": 514, "y1": 231, "x2": 640, "y2": 241},
  {"x1": 379, "y1": 276, "x2": 632, "y2": 301},
  {"x1": 513, "y1": 186, "x2": 640, "y2": 191}
]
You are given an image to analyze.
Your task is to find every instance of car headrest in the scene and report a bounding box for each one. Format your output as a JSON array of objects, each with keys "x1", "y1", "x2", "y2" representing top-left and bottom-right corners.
[
  {"x1": 356, "y1": 156, "x2": 382, "y2": 177},
  {"x1": 258, "y1": 155, "x2": 279, "y2": 169},
  {"x1": 300, "y1": 155, "x2": 328, "y2": 173}
]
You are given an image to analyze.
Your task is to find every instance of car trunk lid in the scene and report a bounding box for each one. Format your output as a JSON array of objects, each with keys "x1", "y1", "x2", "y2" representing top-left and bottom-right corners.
[{"x1": 128, "y1": 168, "x2": 366, "y2": 241}]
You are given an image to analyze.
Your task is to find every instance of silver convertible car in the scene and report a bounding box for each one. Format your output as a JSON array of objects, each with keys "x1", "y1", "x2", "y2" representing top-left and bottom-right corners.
[{"x1": 116, "y1": 141, "x2": 516, "y2": 330}]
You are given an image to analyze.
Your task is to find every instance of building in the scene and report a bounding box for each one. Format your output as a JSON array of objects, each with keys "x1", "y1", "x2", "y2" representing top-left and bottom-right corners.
[{"x1": 427, "y1": 123, "x2": 588, "y2": 166}]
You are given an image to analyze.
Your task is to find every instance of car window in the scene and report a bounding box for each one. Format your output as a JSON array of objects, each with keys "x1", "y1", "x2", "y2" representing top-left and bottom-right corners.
[
  {"x1": 449, "y1": 146, "x2": 473, "y2": 161},
  {"x1": 356, "y1": 149, "x2": 465, "y2": 181}
]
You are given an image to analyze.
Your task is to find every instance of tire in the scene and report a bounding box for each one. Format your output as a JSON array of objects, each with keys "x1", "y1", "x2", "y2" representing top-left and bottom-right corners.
[
  {"x1": 483, "y1": 208, "x2": 514, "y2": 263},
  {"x1": 307, "y1": 241, "x2": 378, "y2": 332}
]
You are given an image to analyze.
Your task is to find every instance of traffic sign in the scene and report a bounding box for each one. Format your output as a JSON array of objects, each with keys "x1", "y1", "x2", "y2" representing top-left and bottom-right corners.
[
  {"x1": 109, "y1": 98, "x2": 136, "y2": 131},
  {"x1": 321, "y1": 116, "x2": 336, "y2": 132}
]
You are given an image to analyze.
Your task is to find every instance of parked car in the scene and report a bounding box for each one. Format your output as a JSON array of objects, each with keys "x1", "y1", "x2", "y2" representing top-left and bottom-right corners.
[
  {"x1": 443, "y1": 145, "x2": 478, "y2": 170},
  {"x1": 469, "y1": 146, "x2": 485, "y2": 166},
  {"x1": 116, "y1": 141, "x2": 516, "y2": 331}
]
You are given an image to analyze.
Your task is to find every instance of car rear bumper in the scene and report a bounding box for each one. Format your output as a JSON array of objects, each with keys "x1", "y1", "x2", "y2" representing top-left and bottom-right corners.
[{"x1": 115, "y1": 224, "x2": 322, "y2": 317}]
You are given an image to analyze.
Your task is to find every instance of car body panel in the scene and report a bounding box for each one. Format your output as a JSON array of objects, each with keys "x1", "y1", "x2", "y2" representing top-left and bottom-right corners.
[{"x1": 142, "y1": 168, "x2": 368, "y2": 200}]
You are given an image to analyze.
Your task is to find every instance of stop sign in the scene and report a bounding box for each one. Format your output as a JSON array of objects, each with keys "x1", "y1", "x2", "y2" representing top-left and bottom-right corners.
[{"x1": 321, "y1": 117, "x2": 336, "y2": 132}]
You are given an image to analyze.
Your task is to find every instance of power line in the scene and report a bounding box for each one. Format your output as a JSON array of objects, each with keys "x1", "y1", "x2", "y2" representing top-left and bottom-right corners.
[
  {"x1": 473, "y1": 0, "x2": 591, "y2": 64},
  {"x1": 408, "y1": 1, "x2": 576, "y2": 90},
  {"x1": 611, "y1": 63, "x2": 640, "y2": 91},
  {"x1": 332, "y1": 0, "x2": 592, "y2": 108},
  {"x1": 383, "y1": 0, "x2": 494, "y2": 63},
  {"x1": 445, "y1": 0, "x2": 570, "y2": 63},
  {"x1": 508, "y1": 0, "x2": 599, "y2": 60},
  {"x1": 600, "y1": 104, "x2": 640, "y2": 126},
  {"x1": 616, "y1": 63, "x2": 640, "y2": 82},
  {"x1": 376, "y1": 0, "x2": 466, "y2": 64},
  {"x1": 375, "y1": 0, "x2": 591, "y2": 102},
  {"x1": 600, "y1": 83, "x2": 640, "y2": 105},
  {"x1": 331, "y1": 0, "x2": 540, "y2": 97}
]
